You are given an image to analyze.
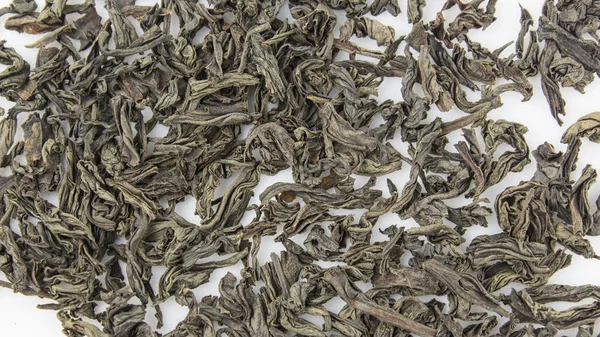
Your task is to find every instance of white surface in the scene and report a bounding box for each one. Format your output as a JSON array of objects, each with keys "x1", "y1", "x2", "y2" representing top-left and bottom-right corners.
[{"x1": 1, "y1": 0, "x2": 600, "y2": 335}]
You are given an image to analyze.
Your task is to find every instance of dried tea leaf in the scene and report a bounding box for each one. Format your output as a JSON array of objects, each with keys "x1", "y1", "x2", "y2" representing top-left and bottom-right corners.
[{"x1": 562, "y1": 112, "x2": 600, "y2": 143}]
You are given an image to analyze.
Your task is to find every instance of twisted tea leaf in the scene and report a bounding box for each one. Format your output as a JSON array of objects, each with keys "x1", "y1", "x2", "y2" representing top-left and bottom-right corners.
[{"x1": 562, "y1": 111, "x2": 600, "y2": 144}]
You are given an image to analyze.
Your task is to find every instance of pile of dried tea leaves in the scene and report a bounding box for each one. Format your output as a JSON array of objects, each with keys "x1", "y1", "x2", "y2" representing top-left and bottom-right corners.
[{"x1": 2, "y1": 0, "x2": 600, "y2": 336}]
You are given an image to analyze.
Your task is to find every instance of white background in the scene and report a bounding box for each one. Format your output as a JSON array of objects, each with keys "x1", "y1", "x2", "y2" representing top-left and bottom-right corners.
[{"x1": 2, "y1": 0, "x2": 600, "y2": 335}]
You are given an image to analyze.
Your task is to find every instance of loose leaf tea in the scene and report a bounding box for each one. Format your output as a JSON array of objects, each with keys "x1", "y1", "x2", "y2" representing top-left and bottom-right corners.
[{"x1": 1, "y1": 0, "x2": 600, "y2": 336}]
